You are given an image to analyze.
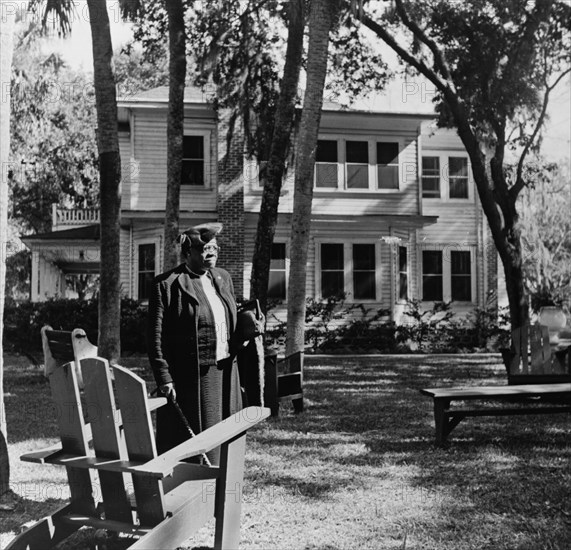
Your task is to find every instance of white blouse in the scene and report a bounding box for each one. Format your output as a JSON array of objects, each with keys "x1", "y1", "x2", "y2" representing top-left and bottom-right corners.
[{"x1": 200, "y1": 272, "x2": 230, "y2": 361}]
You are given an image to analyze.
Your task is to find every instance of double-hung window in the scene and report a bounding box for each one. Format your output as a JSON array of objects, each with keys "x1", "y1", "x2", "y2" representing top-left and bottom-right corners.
[
  {"x1": 422, "y1": 250, "x2": 443, "y2": 301},
  {"x1": 353, "y1": 244, "x2": 376, "y2": 299},
  {"x1": 377, "y1": 142, "x2": 399, "y2": 190},
  {"x1": 422, "y1": 156, "x2": 441, "y2": 198},
  {"x1": 450, "y1": 250, "x2": 471, "y2": 300},
  {"x1": 181, "y1": 135, "x2": 205, "y2": 186},
  {"x1": 137, "y1": 243, "x2": 156, "y2": 301},
  {"x1": 268, "y1": 243, "x2": 287, "y2": 300},
  {"x1": 315, "y1": 140, "x2": 339, "y2": 188},
  {"x1": 321, "y1": 243, "x2": 345, "y2": 297},
  {"x1": 319, "y1": 242, "x2": 379, "y2": 301},
  {"x1": 346, "y1": 141, "x2": 369, "y2": 189},
  {"x1": 314, "y1": 137, "x2": 401, "y2": 191},
  {"x1": 448, "y1": 157, "x2": 469, "y2": 198},
  {"x1": 398, "y1": 246, "x2": 409, "y2": 301},
  {"x1": 421, "y1": 248, "x2": 473, "y2": 302},
  {"x1": 422, "y1": 154, "x2": 470, "y2": 199}
]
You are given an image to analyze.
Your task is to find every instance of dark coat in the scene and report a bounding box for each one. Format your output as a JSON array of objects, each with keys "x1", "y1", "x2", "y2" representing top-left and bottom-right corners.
[{"x1": 147, "y1": 263, "x2": 243, "y2": 457}]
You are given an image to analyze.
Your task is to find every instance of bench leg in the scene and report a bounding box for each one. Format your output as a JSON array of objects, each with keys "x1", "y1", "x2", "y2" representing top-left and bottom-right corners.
[{"x1": 434, "y1": 398, "x2": 451, "y2": 446}]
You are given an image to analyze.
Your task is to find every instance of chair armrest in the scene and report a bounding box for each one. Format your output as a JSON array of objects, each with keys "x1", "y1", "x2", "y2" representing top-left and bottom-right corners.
[{"x1": 133, "y1": 406, "x2": 271, "y2": 478}]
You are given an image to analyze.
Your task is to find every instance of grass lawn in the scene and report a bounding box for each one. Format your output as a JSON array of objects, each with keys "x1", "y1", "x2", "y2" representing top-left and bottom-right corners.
[{"x1": 1, "y1": 353, "x2": 570, "y2": 550}]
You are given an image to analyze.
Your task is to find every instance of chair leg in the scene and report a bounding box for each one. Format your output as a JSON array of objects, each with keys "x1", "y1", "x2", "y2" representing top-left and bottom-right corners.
[
  {"x1": 4, "y1": 504, "x2": 79, "y2": 550},
  {"x1": 214, "y1": 434, "x2": 247, "y2": 550},
  {"x1": 292, "y1": 397, "x2": 304, "y2": 413}
]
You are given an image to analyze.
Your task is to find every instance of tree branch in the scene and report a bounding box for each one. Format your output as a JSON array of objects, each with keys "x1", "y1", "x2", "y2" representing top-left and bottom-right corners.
[
  {"x1": 393, "y1": 0, "x2": 454, "y2": 83},
  {"x1": 355, "y1": 11, "x2": 450, "y2": 96},
  {"x1": 510, "y1": 66, "x2": 571, "y2": 199}
]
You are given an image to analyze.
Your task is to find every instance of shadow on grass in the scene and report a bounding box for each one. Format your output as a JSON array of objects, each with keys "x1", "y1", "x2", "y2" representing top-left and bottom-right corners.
[{"x1": 4, "y1": 353, "x2": 570, "y2": 550}]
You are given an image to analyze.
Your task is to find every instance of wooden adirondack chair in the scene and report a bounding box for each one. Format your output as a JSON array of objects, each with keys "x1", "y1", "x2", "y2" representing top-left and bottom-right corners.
[
  {"x1": 6, "y1": 357, "x2": 269, "y2": 550},
  {"x1": 500, "y1": 324, "x2": 571, "y2": 385},
  {"x1": 41, "y1": 325, "x2": 98, "y2": 387},
  {"x1": 264, "y1": 351, "x2": 304, "y2": 416}
]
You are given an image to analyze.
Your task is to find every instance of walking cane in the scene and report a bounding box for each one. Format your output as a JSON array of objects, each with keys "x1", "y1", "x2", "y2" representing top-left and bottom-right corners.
[{"x1": 166, "y1": 393, "x2": 212, "y2": 467}]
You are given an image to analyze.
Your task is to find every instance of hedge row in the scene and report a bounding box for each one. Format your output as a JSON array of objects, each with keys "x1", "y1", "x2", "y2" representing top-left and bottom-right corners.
[{"x1": 3, "y1": 298, "x2": 148, "y2": 361}]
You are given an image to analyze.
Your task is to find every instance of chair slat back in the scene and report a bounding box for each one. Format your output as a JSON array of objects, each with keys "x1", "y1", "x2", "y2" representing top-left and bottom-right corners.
[
  {"x1": 511, "y1": 324, "x2": 553, "y2": 376},
  {"x1": 81, "y1": 358, "x2": 133, "y2": 523},
  {"x1": 49, "y1": 361, "x2": 97, "y2": 515},
  {"x1": 113, "y1": 364, "x2": 166, "y2": 527}
]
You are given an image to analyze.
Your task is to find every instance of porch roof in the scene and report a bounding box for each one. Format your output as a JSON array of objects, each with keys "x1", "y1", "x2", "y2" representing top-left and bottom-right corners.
[{"x1": 21, "y1": 224, "x2": 100, "y2": 244}]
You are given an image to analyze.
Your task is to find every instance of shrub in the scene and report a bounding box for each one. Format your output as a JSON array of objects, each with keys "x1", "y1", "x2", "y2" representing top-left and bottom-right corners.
[{"x1": 3, "y1": 298, "x2": 149, "y2": 360}]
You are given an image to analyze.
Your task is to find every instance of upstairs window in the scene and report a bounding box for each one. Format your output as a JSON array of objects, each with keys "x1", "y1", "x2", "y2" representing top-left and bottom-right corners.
[
  {"x1": 138, "y1": 243, "x2": 156, "y2": 301},
  {"x1": 422, "y1": 156, "x2": 441, "y2": 198},
  {"x1": 353, "y1": 244, "x2": 376, "y2": 300},
  {"x1": 448, "y1": 157, "x2": 469, "y2": 198},
  {"x1": 451, "y1": 250, "x2": 471, "y2": 301},
  {"x1": 181, "y1": 135, "x2": 204, "y2": 186},
  {"x1": 422, "y1": 250, "x2": 443, "y2": 301},
  {"x1": 346, "y1": 141, "x2": 369, "y2": 189},
  {"x1": 315, "y1": 140, "x2": 338, "y2": 188},
  {"x1": 321, "y1": 243, "x2": 345, "y2": 298},
  {"x1": 268, "y1": 243, "x2": 287, "y2": 300},
  {"x1": 377, "y1": 142, "x2": 399, "y2": 190}
]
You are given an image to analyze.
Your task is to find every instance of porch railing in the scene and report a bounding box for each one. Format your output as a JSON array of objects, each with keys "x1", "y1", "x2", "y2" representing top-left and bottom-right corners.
[{"x1": 52, "y1": 204, "x2": 100, "y2": 229}]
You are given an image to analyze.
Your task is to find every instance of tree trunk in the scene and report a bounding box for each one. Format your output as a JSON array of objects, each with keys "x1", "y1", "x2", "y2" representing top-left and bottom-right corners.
[
  {"x1": 285, "y1": 0, "x2": 338, "y2": 356},
  {"x1": 453, "y1": 121, "x2": 530, "y2": 329},
  {"x1": 250, "y1": 0, "x2": 304, "y2": 313},
  {"x1": 163, "y1": 0, "x2": 186, "y2": 271},
  {"x1": 87, "y1": 0, "x2": 122, "y2": 362},
  {"x1": 0, "y1": 3, "x2": 16, "y2": 495}
]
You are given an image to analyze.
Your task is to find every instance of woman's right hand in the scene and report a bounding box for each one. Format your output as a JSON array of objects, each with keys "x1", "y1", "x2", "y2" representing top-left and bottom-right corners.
[{"x1": 160, "y1": 383, "x2": 176, "y2": 401}]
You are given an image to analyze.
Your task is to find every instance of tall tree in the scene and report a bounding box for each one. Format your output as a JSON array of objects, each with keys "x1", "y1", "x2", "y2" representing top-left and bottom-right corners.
[
  {"x1": 0, "y1": 0, "x2": 16, "y2": 496},
  {"x1": 286, "y1": 0, "x2": 341, "y2": 356},
  {"x1": 162, "y1": 0, "x2": 187, "y2": 270},
  {"x1": 85, "y1": 0, "x2": 123, "y2": 361},
  {"x1": 10, "y1": 35, "x2": 99, "y2": 234},
  {"x1": 250, "y1": 0, "x2": 305, "y2": 313},
  {"x1": 354, "y1": 0, "x2": 571, "y2": 329}
]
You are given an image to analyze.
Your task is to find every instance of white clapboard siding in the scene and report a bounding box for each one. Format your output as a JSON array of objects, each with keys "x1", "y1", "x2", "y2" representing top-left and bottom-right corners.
[{"x1": 130, "y1": 112, "x2": 217, "y2": 212}]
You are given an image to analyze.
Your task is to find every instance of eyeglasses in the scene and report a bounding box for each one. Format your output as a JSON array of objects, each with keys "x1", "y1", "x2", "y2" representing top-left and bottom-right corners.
[{"x1": 200, "y1": 244, "x2": 220, "y2": 254}]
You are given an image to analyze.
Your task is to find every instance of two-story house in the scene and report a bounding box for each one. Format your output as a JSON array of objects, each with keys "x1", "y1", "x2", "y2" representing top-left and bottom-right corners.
[{"x1": 23, "y1": 85, "x2": 497, "y2": 322}]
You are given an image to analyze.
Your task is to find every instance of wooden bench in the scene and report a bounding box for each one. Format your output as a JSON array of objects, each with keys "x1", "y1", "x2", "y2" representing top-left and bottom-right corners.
[
  {"x1": 41, "y1": 325, "x2": 98, "y2": 387},
  {"x1": 6, "y1": 356, "x2": 270, "y2": 550},
  {"x1": 420, "y1": 383, "x2": 571, "y2": 446}
]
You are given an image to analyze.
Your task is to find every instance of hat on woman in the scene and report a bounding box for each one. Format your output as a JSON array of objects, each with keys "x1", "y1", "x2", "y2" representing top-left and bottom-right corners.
[{"x1": 177, "y1": 223, "x2": 223, "y2": 249}]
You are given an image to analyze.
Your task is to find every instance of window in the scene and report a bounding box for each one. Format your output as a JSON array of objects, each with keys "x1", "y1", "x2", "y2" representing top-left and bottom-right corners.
[
  {"x1": 421, "y1": 248, "x2": 474, "y2": 302},
  {"x1": 268, "y1": 243, "x2": 287, "y2": 300},
  {"x1": 353, "y1": 244, "x2": 376, "y2": 300},
  {"x1": 448, "y1": 157, "x2": 469, "y2": 198},
  {"x1": 315, "y1": 140, "x2": 338, "y2": 188},
  {"x1": 422, "y1": 250, "x2": 443, "y2": 301},
  {"x1": 398, "y1": 246, "x2": 408, "y2": 301},
  {"x1": 181, "y1": 135, "x2": 204, "y2": 185},
  {"x1": 422, "y1": 156, "x2": 440, "y2": 198},
  {"x1": 138, "y1": 243, "x2": 156, "y2": 301},
  {"x1": 321, "y1": 243, "x2": 345, "y2": 298},
  {"x1": 377, "y1": 142, "x2": 399, "y2": 189},
  {"x1": 346, "y1": 141, "x2": 369, "y2": 189},
  {"x1": 451, "y1": 250, "x2": 471, "y2": 301}
]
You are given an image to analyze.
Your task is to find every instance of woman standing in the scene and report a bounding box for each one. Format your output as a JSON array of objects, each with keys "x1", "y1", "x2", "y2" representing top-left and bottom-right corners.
[{"x1": 147, "y1": 223, "x2": 243, "y2": 463}]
